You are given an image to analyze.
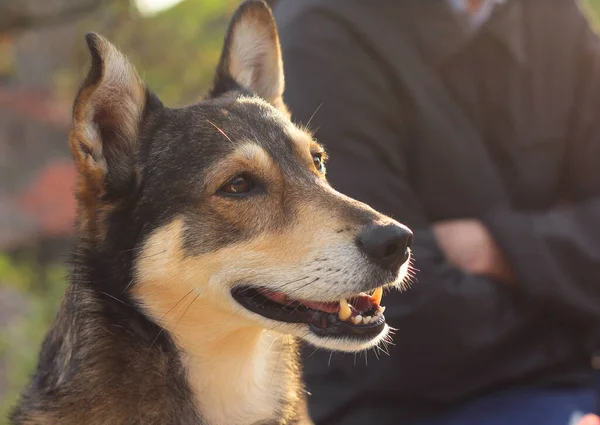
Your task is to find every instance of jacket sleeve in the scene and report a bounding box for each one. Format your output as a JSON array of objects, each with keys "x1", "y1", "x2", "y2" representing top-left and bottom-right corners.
[
  {"x1": 481, "y1": 4, "x2": 600, "y2": 321},
  {"x1": 277, "y1": 8, "x2": 541, "y2": 366}
]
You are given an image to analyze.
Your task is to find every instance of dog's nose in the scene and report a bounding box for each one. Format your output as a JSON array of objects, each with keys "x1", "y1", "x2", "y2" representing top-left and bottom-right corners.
[{"x1": 356, "y1": 224, "x2": 413, "y2": 270}]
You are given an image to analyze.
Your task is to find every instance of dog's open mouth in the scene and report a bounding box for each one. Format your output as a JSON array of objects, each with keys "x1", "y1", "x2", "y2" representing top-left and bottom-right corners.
[{"x1": 231, "y1": 286, "x2": 386, "y2": 339}]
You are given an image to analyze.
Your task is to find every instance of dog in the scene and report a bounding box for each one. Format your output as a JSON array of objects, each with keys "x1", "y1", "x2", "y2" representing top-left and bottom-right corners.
[{"x1": 10, "y1": 1, "x2": 413, "y2": 424}]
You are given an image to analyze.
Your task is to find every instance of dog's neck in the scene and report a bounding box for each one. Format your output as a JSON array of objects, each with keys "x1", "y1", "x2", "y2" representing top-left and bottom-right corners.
[
  {"x1": 38, "y1": 276, "x2": 306, "y2": 425},
  {"x1": 164, "y1": 305, "x2": 304, "y2": 425}
]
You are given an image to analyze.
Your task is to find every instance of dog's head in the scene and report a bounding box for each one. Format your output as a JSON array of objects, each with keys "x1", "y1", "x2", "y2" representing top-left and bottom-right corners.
[{"x1": 70, "y1": 0, "x2": 412, "y2": 353}]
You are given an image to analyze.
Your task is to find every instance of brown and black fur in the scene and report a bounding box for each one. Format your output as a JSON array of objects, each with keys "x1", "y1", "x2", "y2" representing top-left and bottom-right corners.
[{"x1": 10, "y1": 1, "x2": 411, "y2": 424}]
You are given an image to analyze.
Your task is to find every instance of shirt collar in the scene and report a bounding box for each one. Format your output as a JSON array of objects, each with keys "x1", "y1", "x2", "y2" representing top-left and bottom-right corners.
[
  {"x1": 448, "y1": 0, "x2": 507, "y2": 30},
  {"x1": 413, "y1": 0, "x2": 526, "y2": 67},
  {"x1": 485, "y1": 0, "x2": 526, "y2": 64}
]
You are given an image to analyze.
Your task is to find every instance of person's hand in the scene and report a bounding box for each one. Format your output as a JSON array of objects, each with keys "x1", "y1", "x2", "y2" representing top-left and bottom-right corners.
[
  {"x1": 577, "y1": 414, "x2": 600, "y2": 425},
  {"x1": 432, "y1": 219, "x2": 515, "y2": 284}
]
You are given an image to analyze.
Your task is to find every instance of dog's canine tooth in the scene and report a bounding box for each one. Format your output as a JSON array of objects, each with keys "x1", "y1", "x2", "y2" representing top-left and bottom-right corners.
[
  {"x1": 379, "y1": 306, "x2": 386, "y2": 314},
  {"x1": 371, "y1": 287, "x2": 383, "y2": 305},
  {"x1": 338, "y1": 299, "x2": 352, "y2": 321}
]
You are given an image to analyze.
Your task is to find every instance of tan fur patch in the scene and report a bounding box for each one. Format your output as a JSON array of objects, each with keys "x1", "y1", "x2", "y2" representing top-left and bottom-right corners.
[
  {"x1": 133, "y1": 219, "x2": 304, "y2": 425},
  {"x1": 236, "y1": 142, "x2": 273, "y2": 168},
  {"x1": 202, "y1": 141, "x2": 276, "y2": 192}
]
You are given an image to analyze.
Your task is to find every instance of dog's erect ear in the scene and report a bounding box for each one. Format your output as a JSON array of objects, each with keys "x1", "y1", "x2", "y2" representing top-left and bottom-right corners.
[
  {"x1": 210, "y1": 0, "x2": 287, "y2": 113},
  {"x1": 70, "y1": 33, "x2": 150, "y2": 203},
  {"x1": 70, "y1": 33, "x2": 157, "y2": 235}
]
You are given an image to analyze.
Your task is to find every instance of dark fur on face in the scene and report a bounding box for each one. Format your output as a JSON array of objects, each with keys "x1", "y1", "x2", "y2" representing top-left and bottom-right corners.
[{"x1": 10, "y1": 1, "x2": 412, "y2": 424}]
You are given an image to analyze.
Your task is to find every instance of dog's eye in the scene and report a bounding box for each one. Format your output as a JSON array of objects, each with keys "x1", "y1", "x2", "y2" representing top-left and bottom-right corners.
[
  {"x1": 313, "y1": 153, "x2": 324, "y2": 171},
  {"x1": 219, "y1": 174, "x2": 256, "y2": 196}
]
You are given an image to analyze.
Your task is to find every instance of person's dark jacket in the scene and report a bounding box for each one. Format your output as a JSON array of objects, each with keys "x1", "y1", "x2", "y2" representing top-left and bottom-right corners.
[{"x1": 274, "y1": 0, "x2": 600, "y2": 423}]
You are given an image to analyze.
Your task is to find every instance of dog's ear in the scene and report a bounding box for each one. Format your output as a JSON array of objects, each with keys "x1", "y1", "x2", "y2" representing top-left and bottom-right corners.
[
  {"x1": 70, "y1": 33, "x2": 157, "y2": 234},
  {"x1": 210, "y1": 0, "x2": 287, "y2": 113},
  {"x1": 71, "y1": 33, "x2": 151, "y2": 200}
]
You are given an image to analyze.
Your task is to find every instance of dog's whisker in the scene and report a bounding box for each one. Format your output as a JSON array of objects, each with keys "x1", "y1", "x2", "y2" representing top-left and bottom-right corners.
[
  {"x1": 225, "y1": 304, "x2": 248, "y2": 323},
  {"x1": 176, "y1": 292, "x2": 202, "y2": 326},
  {"x1": 99, "y1": 291, "x2": 129, "y2": 307},
  {"x1": 234, "y1": 275, "x2": 311, "y2": 297},
  {"x1": 240, "y1": 275, "x2": 316, "y2": 313},
  {"x1": 148, "y1": 288, "x2": 196, "y2": 351},
  {"x1": 121, "y1": 278, "x2": 134, "y2": 293},
  {"x1": 265, "y1": 335, "x2": 280, "y2": 357},
  {"x1": 306, "y1": 346, "x2": 321, "y2": 359},
  {"x1": 380, "y1": 342, "x2": 391, "y2": 356},
  {"x1": 206, "y1": 119, "x2": 234, "y2": 145},
  {"x1": 305, "y1": 102, "x2": 323, "y2": 130},
  {"x1": 132, "y1": 249, "x2": 169, "y2": 262},
  {"x1": 276, "y1": 277, "x2": 321, "y2": 300},
  {"x1": 264, "y1": 320, "x2": 289, "y2": 334},
  {"x1": 254, "y1": 276, "x2": 322, "y2": 316},
  {"x1": 261, "y1": 275, "x2": 313, "y2": 293},
  {"x1": 270, "y1": 335, "x2": 286, "y2": 383},
  {"x1": 160, "y1": 289, "x2": 196, "y2": 323},
  {"x1": 373, "y1": 347, "x2": 381, "y2": 360},
  {"x1": 118, "y1": 246, "x2": 143, "y2": 254}
]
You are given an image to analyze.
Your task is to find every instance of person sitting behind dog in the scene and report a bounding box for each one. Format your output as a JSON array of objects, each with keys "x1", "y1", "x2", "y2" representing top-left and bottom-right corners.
[{"x1": 273, "y1": 0, "x2": 600, "y2": 424}]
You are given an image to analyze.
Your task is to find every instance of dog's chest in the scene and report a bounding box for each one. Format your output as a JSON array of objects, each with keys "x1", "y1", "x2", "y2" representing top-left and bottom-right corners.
[{"x1": 185, "y1": 333, "x2": 298, "y2": 425}]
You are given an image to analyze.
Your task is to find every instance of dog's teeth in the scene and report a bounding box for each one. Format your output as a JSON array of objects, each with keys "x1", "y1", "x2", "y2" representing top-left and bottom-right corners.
[
  {"x1": 338, "y1": 299, "x2": 352, "y2": 321},
  {"x1": 363, "y1": 316, "x2": 371, "y2": 325},
  {"x1": 378, "y1": 306, "x2": 386, "y2": 314},
  {"x1": 371, "y1": 287, "x2": 383, "y2": 305},
  {"x1": 353, "y1": 315, "x2": 363, "y2": 325}
]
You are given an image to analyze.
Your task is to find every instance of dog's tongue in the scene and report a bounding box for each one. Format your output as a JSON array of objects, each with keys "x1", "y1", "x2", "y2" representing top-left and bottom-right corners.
[
  {"x1": 300, "y1": 300, "x2": 340, "y2": 313},
  {"x1": 260, "y1": 290, "x2": 287, "y2": 304},
  {"x1": 260, "y1": 289, "x2": 373, "y2": 314},
  {"x1": 302, "y1": 293, "x2": 374, "y2": 313},
  {"x1": 347, "y1": 294, "x2": 374, "y2": 312}
]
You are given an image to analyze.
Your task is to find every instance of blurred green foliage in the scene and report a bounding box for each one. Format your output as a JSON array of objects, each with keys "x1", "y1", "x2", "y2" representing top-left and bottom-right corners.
[
  {"x1": 585, "y1": 0, "x2": 600, "y2": 28},
  {"x1": 0, "y1": 255, "x2": 66, "y2": 421},
  {"x1": 3, "y1": 0, "x2": 600, "y2": 423},
  {"x1": 56, "y1": 0, "x2": 240, "y2": 107}
]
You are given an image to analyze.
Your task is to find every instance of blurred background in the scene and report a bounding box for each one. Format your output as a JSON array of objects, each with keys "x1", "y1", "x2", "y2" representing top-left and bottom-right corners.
[{"x1": 0, "y1": 0, "x2": 597, "y2": 422}]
